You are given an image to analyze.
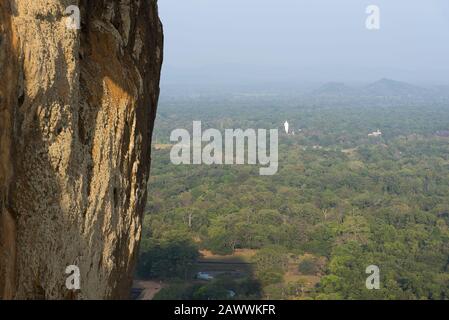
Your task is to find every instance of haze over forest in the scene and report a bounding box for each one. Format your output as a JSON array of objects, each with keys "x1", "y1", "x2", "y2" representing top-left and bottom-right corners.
[{"x1": 159, "y1": 0, "x2": 449, "y2": 89}]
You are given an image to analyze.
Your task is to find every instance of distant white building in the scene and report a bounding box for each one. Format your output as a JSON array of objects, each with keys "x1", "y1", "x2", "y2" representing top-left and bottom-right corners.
[
  {"x1": 196, "y1": 272, "x2": 214, "y2": 281},
  {"x1": 368, "y1": 129, "x2": 382, "y2": 137},
  {"x1": 284, "y1": 121, "x2": 289, "y2": 134}
]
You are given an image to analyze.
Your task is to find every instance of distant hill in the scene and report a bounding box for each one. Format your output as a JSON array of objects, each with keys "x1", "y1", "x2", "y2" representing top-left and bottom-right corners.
[{"x1": 362, "y1": 78, "x2": 429, "y2": 98}]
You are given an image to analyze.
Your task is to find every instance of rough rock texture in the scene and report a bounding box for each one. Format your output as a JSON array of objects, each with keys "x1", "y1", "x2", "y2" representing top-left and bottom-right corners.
[{"x1": 0, "y1": 0, "x2": 163, "y2": 299}]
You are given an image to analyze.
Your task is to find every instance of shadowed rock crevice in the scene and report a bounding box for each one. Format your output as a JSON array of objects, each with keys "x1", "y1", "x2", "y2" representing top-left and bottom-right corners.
[
  {"x1": 0, "y1": 0, "x2": 163, "y2": 299},
  {"x1": 0, "y1": 0, "x2": 18, "y2": 300}
]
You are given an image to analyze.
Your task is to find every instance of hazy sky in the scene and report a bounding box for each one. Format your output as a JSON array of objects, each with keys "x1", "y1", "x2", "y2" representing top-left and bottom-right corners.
[{"x1": 159, "y1": 0, "x2": 449, "y2": 85}]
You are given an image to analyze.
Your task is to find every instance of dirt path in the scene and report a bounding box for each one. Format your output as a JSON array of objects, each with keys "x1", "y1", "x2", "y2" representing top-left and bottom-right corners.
[{"x1": 133, "y1": 280, "x2": 165, "y2": 300}]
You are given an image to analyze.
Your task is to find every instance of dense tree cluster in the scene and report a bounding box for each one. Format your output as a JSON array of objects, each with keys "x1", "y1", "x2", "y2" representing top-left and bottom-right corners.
[{"x1": 138, "y1": 97, "x2": 449, "y2": 300}]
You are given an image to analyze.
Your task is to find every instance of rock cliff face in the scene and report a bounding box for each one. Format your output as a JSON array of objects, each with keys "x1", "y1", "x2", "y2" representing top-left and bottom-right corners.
[{"x1": 0, "y1": 0, "x2": 163, "y2": 299}]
